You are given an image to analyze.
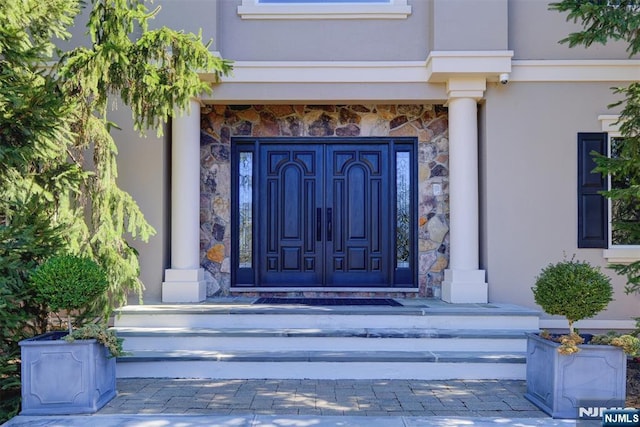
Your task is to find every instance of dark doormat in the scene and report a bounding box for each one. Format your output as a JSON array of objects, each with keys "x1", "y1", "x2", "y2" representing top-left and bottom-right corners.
[{"x1": 253, "y1": 297, "x2": 403, "y2": 307}]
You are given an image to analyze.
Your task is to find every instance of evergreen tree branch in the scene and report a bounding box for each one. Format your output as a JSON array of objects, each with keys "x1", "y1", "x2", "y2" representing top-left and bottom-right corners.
[{"x1": 552, "y1": 2, "x2": 640, "y2": 324}]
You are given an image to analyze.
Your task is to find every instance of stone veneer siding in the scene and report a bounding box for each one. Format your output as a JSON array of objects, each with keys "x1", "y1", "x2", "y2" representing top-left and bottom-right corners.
[{"x1": 200, "y1": 104, "x2": 449, "y2": 298}]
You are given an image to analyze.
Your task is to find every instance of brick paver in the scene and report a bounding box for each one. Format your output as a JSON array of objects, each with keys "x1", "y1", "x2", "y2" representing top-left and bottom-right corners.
[{"x1": 98, "y1": 379, "x2": 547, "y2": 417}]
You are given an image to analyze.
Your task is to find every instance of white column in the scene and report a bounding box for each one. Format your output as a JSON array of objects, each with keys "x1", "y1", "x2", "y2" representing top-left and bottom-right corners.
[
  {"x1": 162, "y1": 99, "x2": 206, "y2": 302},
  {"x1": 441, "y1": 78, "x2": 488, "y2": 303}
]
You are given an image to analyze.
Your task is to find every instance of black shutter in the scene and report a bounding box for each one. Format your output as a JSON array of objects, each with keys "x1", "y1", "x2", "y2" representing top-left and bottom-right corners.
[{"x1": 577, "y1": 132, "x2": 608, "y2": 248}]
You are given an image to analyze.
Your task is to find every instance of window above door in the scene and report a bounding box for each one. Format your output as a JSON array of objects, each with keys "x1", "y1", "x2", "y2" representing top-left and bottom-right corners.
[{"x1": 237, "y1": 0, "x2": 412, "y2": 20}]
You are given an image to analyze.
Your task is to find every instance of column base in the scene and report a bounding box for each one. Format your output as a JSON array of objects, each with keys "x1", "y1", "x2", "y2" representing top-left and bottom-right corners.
[
  {"x1": 162, "y1": 268, "x2": 206, "y2": 302},
  {"x1": 441, "y1": 269, "x2": 488, "y2": 303}
]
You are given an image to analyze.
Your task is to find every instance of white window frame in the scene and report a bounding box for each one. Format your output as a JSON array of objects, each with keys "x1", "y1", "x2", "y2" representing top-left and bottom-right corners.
[
  {"x1": 600, "y1": 115, "x2": 640, "y2": 263},
  {"x1": 237, "y1": 0, "x2": 412, "y2": 20}
]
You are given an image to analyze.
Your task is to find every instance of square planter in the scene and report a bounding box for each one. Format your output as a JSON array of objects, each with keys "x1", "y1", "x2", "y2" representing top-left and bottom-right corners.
[
  {"x1": 19, "y1": 331, "x2": 116, "y2": 415},
  {"x1": 524, "y1": 332, "x2": 626, "y2": 419}
]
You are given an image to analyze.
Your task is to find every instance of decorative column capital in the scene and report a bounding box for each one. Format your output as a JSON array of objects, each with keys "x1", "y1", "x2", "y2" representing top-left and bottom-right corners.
[
  {"x1": 446, "y1": 77, "x2": 487, "y2": 101},
  {"x1": 426, "y1": 50, "x2": 513, "y2": 102}
]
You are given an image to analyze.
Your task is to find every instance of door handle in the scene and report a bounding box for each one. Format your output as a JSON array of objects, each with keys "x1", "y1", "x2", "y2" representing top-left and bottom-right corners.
[
  {"x1": 326, "y1": 208, "x2": 332, "y2": 242},
  {"x1": 316, "y1": 208, "x2": 322, "y2": 242}
]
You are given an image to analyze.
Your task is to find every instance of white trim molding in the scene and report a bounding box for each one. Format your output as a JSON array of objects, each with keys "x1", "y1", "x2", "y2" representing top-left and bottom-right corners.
[
  {"x1": 210, "y1": 61, "x2": 429, "y2": 84},
  {"x1": 599, "y1": 114, "x2": 640, "y2": 263},
  {"x1": 600, "y1": 114, "x2": 621, "y2": 134},
  {"x1": 603, "y1": 248, "x2": 640, "y2": 264},
  {"x1": 201, "y1": 60, "x2": 444, "y2": 103},
  {"x1": 426, "y1": 51, "x2": 513, "y2": 83},
  {"x1": 511, "y1": 60, "x2": 640, "y2": 82},
  {"x1": 237, "y1": 0, "x2": 411, "y2": 20},
  {"x1": 446, "y1": 77, "x2": 486, "y2": 101},
  {"x1": 203, "y1": 58, "x2": 638, "y2": 86}
]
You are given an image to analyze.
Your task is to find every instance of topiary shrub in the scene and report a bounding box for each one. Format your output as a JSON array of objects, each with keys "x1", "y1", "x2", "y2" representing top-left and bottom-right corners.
[
  {"x1": 30, "y1": 255, "x2": 109, "y2": 334},
  {"x1": 532, "y1": 258, "x2": 613, "y2": 354}
]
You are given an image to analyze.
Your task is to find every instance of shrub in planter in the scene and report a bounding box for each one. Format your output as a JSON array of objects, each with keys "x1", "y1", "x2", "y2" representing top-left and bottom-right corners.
[
  {"x1": 30, "y1": 254, "x2": 109, "y2": 334},
  {"x1": 525, "y1": 258, "x2": 627, "y2": 419},
  {"x1": 532, "y1": 258, "x2": 613, "y2": 354},
  {"x1": 20, "y1": 254, "x2": 121, "y2": 415}
]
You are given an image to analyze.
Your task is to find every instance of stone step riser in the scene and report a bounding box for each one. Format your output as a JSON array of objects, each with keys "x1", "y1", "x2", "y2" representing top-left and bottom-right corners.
[
  {"x1": 119, "y1": 336, "x2": 527, "y2": 353},
  {"x1": 114, "y1": 314, "x2": 538, "y2": 330},
  {"x1": 116, "y1": 360, "x2": 526, "y2": 380},
  {"x1": 113, "y1": 305, "x2": 536, "y2": 381}
]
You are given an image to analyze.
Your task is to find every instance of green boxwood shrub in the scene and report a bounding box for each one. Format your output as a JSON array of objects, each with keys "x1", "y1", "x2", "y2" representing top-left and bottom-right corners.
[
  {"x1": 30, "y1": 255, "x2": 108, "y2": 333},
  {"x1": 532, "y1": 258, "x2": 613, "y2": 335}
]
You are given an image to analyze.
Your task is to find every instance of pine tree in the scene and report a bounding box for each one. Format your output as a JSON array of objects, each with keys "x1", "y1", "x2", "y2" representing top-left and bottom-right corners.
[
  {"x1": 0, "y1": 0, "x2": 231, "y2": 420},
  {"x1": 550, "y1": 1, "x2": 640, "y2": 295},
  {"x1": 0, "y1": 1, "x2": 84, "y2": 421},
  {"x1": 57, "y1": 0, "x2": 232, "y2": 320}
]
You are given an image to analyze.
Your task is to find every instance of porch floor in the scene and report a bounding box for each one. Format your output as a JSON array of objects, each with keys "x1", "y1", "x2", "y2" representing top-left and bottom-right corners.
[{"x1": 123, "y1": 296, "x2": 540, "y2": 315}]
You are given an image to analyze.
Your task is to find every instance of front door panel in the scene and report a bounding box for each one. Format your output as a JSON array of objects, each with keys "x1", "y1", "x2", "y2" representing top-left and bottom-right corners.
[
  {"x1": 259, "y1": 145, "x2": 323, "y2": 285},
  {"x1": 240, "y1": 139, "x2": 414, "y2": 288},
  {"x1": 326, "y1": 145, "x2": 389, "y2": 285}
]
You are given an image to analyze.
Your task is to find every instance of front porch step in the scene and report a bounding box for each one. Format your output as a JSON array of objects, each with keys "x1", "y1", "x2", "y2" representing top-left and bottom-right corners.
[
  {"x1": 112, "y1": 299, "x2": 539, "y2": 380},
  {"x1": 115, "y1": 327, "x2": 529, "y2": 352},
  {"x1": 113, "y1": 301, "x2": 540, "y2": 330},
  {"x1": 116, "y1": 350, "x2": 526, "y2": 380}
]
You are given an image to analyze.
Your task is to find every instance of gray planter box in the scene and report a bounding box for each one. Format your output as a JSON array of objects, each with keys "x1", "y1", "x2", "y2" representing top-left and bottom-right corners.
[
  {"x1": 524, "y1": 332, "x2": 626, "y2": 419},
  {"x1": 20, "y1": 331, "x2": 116, "y2": 415}
]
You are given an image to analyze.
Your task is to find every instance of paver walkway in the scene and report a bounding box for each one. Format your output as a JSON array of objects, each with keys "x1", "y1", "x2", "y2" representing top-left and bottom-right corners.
[
  {"x1": 99, "y1": 378, "x2": 546, "y2": 418},
  {"x1": 3, "y1": 379, "x2": 585, "y2": 427}
]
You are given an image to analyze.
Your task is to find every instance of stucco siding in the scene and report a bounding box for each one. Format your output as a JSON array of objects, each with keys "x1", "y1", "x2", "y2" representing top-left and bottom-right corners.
[
  {"x1": 151, "y1": 0, "x2": 220, "y2": 51},
  {"x1": 481, "y1": 81, "x2": 640, "y2": 321},
  {"x1": 217, "y1": 0, "x2": 430, "y2": 61},
  {"x1": 110, "y1": 107, "x2": 170, "y2": 304},
  {"x1": 509, "y1": 0, "x2": 634, "y2": 60},
  {"x1": 431, "y1": 0, "x2": 508, "y2": 51}
]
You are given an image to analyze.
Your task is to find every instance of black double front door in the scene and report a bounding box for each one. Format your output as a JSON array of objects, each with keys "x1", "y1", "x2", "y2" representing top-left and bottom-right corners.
[
  {"x1": 260, "y1": 143, "x2": 389, "y2": 286},
  {"x1": 232, "y1": 138, "x2": 416, "y2": 288}
]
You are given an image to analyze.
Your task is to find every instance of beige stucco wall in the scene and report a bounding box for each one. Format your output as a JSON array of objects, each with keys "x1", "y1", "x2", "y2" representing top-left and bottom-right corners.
[
  {"x1": 109, "y1": 107, "x2": 170, "y2": 304},
  {"x1": 430, "y1": 0, "x2": 508, "y2": 51},
  {"x1": 217, "y1": 0, "x2": 430, "y2": 61},
  {"x1": 151, "y1": 0, "x2": 220, "y2": 51},
  {"x1": 63, "y1": 0, "x2": 637, "y2": 63},
  {"x1": 481, "y1": 81, "x2": 640, "y2": 322},
  {"x1": 509, "y1": 0, "x2": 634, "y2": 60}
]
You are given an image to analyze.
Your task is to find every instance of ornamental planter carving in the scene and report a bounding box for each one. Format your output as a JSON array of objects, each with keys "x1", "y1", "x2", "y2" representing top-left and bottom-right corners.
[
  {"x1": 524, "y1": 333, "x2": 626, "y2": 419},
  {"x1": 20, "y1": 332, "x2": 116, "y2": 415}
]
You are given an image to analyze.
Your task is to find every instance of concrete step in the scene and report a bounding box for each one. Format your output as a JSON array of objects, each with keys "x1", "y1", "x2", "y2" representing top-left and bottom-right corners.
[
  {"x1": 112, "y1": 299, "x2": 538, "y2": 380},
  {"x1": 114, "y1": 327, "x2": 530, "y2": 352},
  {"x1": 116, "y1": 350, "x2": 527, "y2": 380},
  {"x1": 113, "y1": 301, "x2": 540, "y2": 331}
]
